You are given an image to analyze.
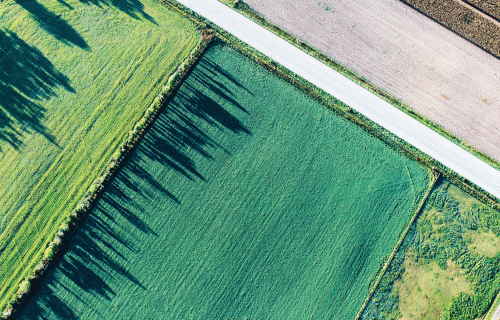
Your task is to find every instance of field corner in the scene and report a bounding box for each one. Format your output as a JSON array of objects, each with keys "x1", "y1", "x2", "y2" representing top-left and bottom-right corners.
[{"x1": 0, "y1": 29, "x2": 213, "y2": 320}]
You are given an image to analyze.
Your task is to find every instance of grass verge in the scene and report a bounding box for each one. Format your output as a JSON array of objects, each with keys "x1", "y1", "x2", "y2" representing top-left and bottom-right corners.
[
  {"x1": 214, "y1": 0, "x2": 500, "y2": 174},
  {"x1": 0, "y1": 0, "x2": 199, "y2": 315},
  {"x1": 165, "y1": 0, "x2": 500, "y2": 212},
  {"x1": 485, "y1": 289, "x2": 500, "y2": 319}
]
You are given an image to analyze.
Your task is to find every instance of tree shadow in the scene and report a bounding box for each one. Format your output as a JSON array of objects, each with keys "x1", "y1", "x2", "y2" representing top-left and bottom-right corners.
[
  {"x1": 15, "y1": 48, "x2": 253, "y2": 319},
  {"x1": 14, "y1": 0, "x2": 89, "y2": 49},
  {"x1": 0, "y1": 29, "x2": 73, "y2": 151},
  {"x1": 121, "y1": 55, "x2": 252, "y2": 192},
  {"x1": 16, "y1": 284, "x2": 80, "y2": 320},
  {"x1": 77, "y1": 0, "x2": 156, "y2": 24}
]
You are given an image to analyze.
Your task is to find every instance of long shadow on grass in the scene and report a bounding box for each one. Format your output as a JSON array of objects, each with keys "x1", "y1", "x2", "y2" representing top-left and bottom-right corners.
[
  {"x1": 76, "y1": 0, "x2": 156, "y2": 24},
  {"x1": 14, "y1": 0, "x2": 89, "y2": 49},
  {"x1": 120, "y1": 56, "x2": 251, "y2": 189},
  {"x1": 0, "y1": 29, "x2": 73, "y2": 151},
  {"x1": 17, "y1": 52, "x2": 252, "y2": 319}
]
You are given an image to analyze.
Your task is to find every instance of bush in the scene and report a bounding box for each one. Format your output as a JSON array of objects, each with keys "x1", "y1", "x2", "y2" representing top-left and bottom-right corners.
[
  {"x1": 441, "y1": 293, "x2": 481, "y2": 320},
  {"x1": 229, "y1": 0, "x2": 241, "y2": 8},
  {"x1": 53, "y1": 236, "x2": 62, "y2": 246},
  {"x1": 88, "y1": 184, "x2": 98, "y2": 194},
  {"x1": 43, "y1": 244, "x2": 55, "y2": 260},
  {"x1": 168, "y1": 73, "x2": 180, "y2": 87},
  {"x1": 17, "y1": 280, "x2": 30, "y2": 295},
  {"x1": 59, "y1": 222, "x2": 69, "y2": 232}
]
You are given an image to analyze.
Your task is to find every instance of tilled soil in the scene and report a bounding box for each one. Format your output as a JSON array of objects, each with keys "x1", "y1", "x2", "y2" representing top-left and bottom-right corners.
[
  {"x1": 403, "y1": 0, "x2": 500, "y2": 57},
  {"x1": 244, "y1": 0, "x2": 500, "y2": 162},
  {"x1": 464, "y1": 0, "x2": 500, "y2": 21}
]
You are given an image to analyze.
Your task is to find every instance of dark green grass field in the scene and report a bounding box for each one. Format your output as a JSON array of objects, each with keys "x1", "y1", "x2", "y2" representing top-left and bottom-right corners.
[
  {"x1": 18, "y1": 43, "x2": 430, "y2": 320},
  {"x1": 0, "y1": 0, "x2": 198, "y2": 310}
]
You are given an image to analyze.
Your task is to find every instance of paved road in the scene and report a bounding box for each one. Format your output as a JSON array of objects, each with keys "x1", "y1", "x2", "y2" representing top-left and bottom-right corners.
[
  {"x1": 177, "y1": 0, "x2": 500, "y2": 200},
  {"x1": 493, "y1": 302, "x2": 500, "y2": 320}
]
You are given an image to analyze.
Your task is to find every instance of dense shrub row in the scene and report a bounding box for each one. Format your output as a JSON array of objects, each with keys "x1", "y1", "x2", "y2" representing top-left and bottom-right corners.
[
  {"x1": 0, "y1": 30, "x2": 214, "y2": 320},
  {"x1": 402, "y1": 0, "x2": 500, "y2": 58}
]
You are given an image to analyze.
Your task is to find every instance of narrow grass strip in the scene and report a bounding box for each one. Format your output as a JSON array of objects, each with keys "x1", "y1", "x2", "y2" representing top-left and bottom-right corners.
[
  {"x1": 166, "y1": 0, "x2": 500, "y2": 212},
  {"x1": 485, "y1": 290, "x2": 500, "y2": 320},
  {"x1": 214, "y1": 0, "x2": 500, "y2": 174}
]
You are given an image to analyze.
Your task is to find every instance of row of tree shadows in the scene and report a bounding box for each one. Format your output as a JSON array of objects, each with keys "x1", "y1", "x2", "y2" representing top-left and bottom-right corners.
[
  {"x1": 0, "y1": 0, "x2": 157, "y2": 151},
  {"x1": 16, "y1": 55, "x2": 253, "y2": 319},
  {"x1": 14, "y1": 0, "x2": 156, "y2": 49},
  {"x1": 0, "y1": 29, "x2": 70, "y2": 151}
]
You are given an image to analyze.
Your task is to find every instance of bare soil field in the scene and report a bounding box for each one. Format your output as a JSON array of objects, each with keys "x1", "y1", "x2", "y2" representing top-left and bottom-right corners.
[
  {"x1": 243, "y1": 0, "x2": 500, "y2": 162},
  {"x1": 403, "y1": 0, "x2": 500, "y2": 57}
]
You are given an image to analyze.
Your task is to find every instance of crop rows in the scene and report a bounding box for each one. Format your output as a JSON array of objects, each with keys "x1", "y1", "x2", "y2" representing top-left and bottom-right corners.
[
  {"x1": 463, "y1": 0, "x2": 500, "y2": 21},
  {"x1": 0, "y1": 0, "x2": 198, "y2": 312},
  {"x1": 402, "y1": 0, "x2": 500, "y2": 57}
]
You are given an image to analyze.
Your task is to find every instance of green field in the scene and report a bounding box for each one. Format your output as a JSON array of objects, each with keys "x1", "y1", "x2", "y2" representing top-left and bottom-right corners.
[
  {"x1": 17, "y1": 43, "x2": 430, "y2": 319},
  {"x1": 361, "y1": 179, "x2": 500, "y2": 320},
  {"x1": 0, "y1": 0, "x2": 198, "y2": 310}
]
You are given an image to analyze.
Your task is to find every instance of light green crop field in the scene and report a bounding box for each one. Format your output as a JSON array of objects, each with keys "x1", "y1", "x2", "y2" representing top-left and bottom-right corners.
[
  {"x1": 0, "y1": 0, "x2": 198, "y2": 310},
  {"x1": 18, "y1": 43, "x2": 430, "y2": 320}
]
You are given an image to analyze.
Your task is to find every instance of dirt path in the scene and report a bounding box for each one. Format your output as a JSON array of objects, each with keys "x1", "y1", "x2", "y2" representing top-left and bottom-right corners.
[{"x1": 243, "y1": 0, "x2": 500, "y2": 162}]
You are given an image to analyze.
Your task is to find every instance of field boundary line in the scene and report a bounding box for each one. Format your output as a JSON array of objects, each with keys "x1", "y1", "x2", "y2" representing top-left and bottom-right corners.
[
  {"x1": 1, "y1": 30, "x2": 214, "y2": 320},
  {"x1": 462, "y1": 0, "x2": 500, "y2": 23},
  {"x1": 458, "y1": 0, "x2": 500, "y2": 25},
  {"x1": 214, "y1": 0, "x2": 500, "y2": 173},
  {"x1": 353, "y1": 170, "x2": 440, "y2": 320},
  {"x1": 400, "y1": 0, "x2": 500, "y2": 59},
  {"x1": 484, "y1": 288, "x2": 500, "y2": 320},
  {"x1": 167, "y1": 0, "x2": 500, "y2": 213}
]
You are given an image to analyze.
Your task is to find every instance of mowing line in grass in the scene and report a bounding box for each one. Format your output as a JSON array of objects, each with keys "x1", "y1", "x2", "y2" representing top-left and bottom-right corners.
[
  {"x1": 18, "y1": 42, "x2": 431, "y2": 320},
  {"x1": 0, "y1": 0, "x2": 198, "y2": 311}
]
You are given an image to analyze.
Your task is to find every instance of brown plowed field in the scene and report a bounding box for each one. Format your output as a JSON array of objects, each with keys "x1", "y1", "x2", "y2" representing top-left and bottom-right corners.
[
  {"x1": 403, "y1": 0, "x2": 500, "y2": 58},
  {"x1": 464, "y1": 0, "x2": 500, "y2": 21},
  {"x1": 244, "y1": 0, "x2": 500, "y2": 162}
]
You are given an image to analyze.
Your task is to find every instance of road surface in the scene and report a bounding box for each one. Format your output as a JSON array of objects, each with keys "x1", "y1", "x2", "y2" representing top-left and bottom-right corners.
[
  {"x1": 176, "y1": 0, "x2": 500, "y2": 200},
  {"x1": 493, "y1": 302, "x2": 500, "y2": 320}
]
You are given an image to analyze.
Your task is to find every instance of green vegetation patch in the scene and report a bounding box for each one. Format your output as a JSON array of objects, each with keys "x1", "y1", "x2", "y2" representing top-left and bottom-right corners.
[
  {"x1": 466, "y1": 231, "x2": 500, "y2": 258},
  {"x1": 361, "y1": 179, "x2": 500, "y2": 320},
  {"x1": 0, "y1": 0, "x2": 198, "y2": 310},
  {"x1": 18, "y1": 43, "x2": 430, "y2": 320},
  {"x1": 396, "y1": 257, "x2": 471, "y2": 319}
]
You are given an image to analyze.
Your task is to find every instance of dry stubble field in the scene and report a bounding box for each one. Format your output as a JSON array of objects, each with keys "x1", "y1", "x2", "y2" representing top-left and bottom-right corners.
[{"x1": 244, "y1": 0, "x2": 500, "y2": 162}]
